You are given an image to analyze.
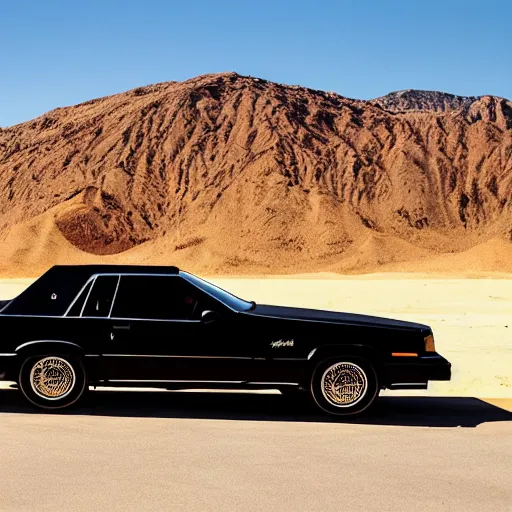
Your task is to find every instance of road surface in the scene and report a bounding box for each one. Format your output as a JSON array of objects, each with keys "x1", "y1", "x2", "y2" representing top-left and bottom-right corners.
[{"x1": 1, "y1": 387, "x2": 511, "y2": 512}]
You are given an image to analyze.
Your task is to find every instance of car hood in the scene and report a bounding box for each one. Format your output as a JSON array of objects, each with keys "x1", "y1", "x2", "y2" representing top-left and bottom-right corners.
[{"x1": 248, "y1": 304, "x2": 430, "y2": 332}]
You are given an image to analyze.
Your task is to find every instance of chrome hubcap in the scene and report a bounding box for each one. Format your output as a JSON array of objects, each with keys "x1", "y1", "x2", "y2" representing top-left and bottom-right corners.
[
  {"x1": 30, "y1": 357, "x2": 75, "y2": 400},
  {"x1": 321, "y1": 362, "x2": 368, "y2": 407}
]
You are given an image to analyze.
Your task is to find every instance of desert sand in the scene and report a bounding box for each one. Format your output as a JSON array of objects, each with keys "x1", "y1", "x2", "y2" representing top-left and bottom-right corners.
[{"x1": 1, "y1": 274, "x2": 510, "y2": 399}]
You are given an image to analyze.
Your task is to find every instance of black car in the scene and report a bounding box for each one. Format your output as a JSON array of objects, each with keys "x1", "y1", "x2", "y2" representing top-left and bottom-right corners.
[{"x1": 0, "y1": 265, "x2": 451, "y2": 416}]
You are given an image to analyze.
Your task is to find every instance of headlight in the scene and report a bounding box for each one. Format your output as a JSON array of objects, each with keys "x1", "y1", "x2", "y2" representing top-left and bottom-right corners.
[{"x1": 424, "y1": 333, "x2": 436, "y2": 352}]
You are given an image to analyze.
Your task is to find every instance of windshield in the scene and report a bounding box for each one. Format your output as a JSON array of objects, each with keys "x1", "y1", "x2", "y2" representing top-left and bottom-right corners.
[{"x1": 180, "y1": 272, "x2": 253, "y2": 312}]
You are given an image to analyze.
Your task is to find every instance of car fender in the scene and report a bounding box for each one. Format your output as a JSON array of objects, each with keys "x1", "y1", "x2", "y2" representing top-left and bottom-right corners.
[
  {"x1": 15, "y1": 340, "x2": 85, "y2": 358},
  {"x1": 307, "y1": 343, "x2": 384, "y2": 377}
]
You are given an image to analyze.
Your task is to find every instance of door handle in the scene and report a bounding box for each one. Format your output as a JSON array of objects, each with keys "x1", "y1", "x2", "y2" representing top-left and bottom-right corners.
[{"x1": 112, "y1": 324, "x2": 131, "y2": 330}]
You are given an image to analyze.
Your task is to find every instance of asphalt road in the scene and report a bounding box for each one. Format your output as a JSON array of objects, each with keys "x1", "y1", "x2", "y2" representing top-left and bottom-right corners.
[{"x1": 1, "y1": 388, "x2": 511, "y2": 512}]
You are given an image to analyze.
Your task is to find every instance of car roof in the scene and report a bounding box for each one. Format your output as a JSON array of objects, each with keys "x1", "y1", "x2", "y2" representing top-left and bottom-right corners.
[
  {"x1": 49, "y1": 264, "x2": 180, "y2": 276},
  {"x1": 0, "y1": 264, "x2": 181, "y2": 316}
]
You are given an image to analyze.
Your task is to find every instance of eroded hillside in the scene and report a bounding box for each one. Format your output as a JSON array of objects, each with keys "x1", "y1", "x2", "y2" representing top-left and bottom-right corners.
[{"x1": 0, "y1": 73, "x2": 511, "y2": 275}]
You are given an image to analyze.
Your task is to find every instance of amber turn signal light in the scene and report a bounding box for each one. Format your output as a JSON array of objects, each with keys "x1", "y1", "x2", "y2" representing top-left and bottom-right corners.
[{"x1": 424, "y1": 334, "x2": 436, "y2": 352}]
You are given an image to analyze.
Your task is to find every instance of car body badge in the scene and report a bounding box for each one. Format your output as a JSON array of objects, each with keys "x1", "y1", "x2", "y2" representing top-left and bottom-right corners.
[{"x1": 270, "y1": 339, "x2": 294, "y2": 349}]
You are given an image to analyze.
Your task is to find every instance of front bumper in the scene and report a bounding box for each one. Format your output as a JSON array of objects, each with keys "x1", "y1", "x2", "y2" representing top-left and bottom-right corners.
[{"x1": 383, "y1": 353, "x2": 451, "y2": 388}]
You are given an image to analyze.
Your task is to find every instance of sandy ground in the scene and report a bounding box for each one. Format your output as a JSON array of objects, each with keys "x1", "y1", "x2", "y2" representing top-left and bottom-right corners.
[
  {"x1": 0, "y1": 274, "x2": 511, "y2": 399},
  {"x1": 1, "y1": 275, "x2": 511, "y2": 511}
]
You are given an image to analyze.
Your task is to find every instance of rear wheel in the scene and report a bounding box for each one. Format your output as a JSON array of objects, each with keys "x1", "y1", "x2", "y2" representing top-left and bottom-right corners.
[
  {"x1": 310, "y1": 356, "x2": 378, "y2": 417},
  {"x1": 19, "y1": 355, "x2": 87, "y2": 410}
]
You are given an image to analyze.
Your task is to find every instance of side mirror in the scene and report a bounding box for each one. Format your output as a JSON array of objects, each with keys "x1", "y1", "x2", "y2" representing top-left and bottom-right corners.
[{"x1": 201, "y1": 310, "x2": 219, "y2": 323}]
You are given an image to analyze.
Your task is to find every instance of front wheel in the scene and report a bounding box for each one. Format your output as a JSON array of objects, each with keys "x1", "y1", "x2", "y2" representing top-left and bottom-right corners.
[
  {"x1": 310, "y1": 356, "x2": 378, "y2": 417},
  {"x1": 19, "y1": 354, "x2": 87, "y2": 410}
]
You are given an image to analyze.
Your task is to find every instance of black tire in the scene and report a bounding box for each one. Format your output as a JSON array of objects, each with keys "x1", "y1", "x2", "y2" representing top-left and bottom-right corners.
[
  {"x1": 18, "y1": 354, "x2": 87, "y2": 410},
  {"x1": 310, "y1": 356, "x2": 379, "y2": 417}
]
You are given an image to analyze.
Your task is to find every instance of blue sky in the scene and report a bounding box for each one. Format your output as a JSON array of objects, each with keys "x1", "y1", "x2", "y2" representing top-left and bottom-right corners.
[{"x1": 1, "y1": 0, "x2": 510, "y2": 127}]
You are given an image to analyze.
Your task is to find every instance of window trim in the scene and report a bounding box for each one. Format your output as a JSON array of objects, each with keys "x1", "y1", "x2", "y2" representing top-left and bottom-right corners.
[
  {"x1": 108, "y1": 274, "x2": 208, "y2": 322},
  {"x1": 79, "y1": 276, "x2": 97, "y2": 317},
  {"x1": 80, "y1": 275, "x2": 120, "y2": 318},
  {"x1": 108, "y1": 316, "x2": 202, "y2": 323},
  {"x1": 64, "y1": 272, "x2": 238, "y2": 319},
  {"x1": 63, "y1": 276, "x2": 95, "y2": 317},
  {"x1": 108, "y1": 275, "x2": 121, "y2": 318}
]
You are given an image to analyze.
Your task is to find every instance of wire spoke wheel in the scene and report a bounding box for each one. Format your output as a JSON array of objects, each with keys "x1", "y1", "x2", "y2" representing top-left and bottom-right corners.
[
  {"x1": 320, "y1": 362, "x2": 368, "y2": 408},
  {"x1": 30, "y1": 357, "x2": 76, "y2": 400}
]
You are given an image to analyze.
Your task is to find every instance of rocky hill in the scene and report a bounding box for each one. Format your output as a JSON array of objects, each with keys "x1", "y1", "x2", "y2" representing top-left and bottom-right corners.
[
  {"x1": 0, "y1": 73, "x2": 511, "y2": 276},
  {"x1": 370, "y1": 89, "x2": 478, "y2": 113}
]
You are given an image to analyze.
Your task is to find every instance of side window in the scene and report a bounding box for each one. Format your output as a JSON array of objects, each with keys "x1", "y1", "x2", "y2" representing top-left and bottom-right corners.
[
  {"x1": 111, "y1": 276, "x2": 203, "y2": 320},
  {"x1": 66, "y1": 279, "x2": 94, "y2": 316},
  {"x1": 82, "y1": 276, "x2": 119, "y2": 317}
]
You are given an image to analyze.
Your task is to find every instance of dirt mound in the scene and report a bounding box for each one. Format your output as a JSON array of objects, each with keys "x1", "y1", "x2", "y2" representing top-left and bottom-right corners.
[{"x1": 0, "y1": 72, "x2": 511, "y2": 276}]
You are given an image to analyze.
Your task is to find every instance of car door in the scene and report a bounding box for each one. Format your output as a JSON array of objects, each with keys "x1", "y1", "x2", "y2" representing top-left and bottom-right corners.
[
  {"x1": 64, "y1": 274, "x2": 123, "y2": 382},
  {"x1": 102, "y1": 274, "x2": 256, "y2": 383}
]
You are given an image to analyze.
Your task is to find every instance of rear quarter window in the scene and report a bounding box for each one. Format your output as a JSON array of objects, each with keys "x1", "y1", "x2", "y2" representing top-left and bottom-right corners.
[{"x1": 81, "y1": 276, "x2": 119, "y2": 317}]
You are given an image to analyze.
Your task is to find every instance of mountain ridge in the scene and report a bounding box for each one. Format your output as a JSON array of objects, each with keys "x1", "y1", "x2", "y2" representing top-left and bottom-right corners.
[
  {"x1": 0, "y1": 72, "x2": 511, "y2": 276},
  {"x1": 3, "y1": 72, "x2": 509, "y2": 128}
]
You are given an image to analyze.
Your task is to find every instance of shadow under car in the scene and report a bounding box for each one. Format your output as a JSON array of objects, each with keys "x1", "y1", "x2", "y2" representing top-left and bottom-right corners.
[{"x1": 1, "y1": 386, "x2": 511, "y2": 428}]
